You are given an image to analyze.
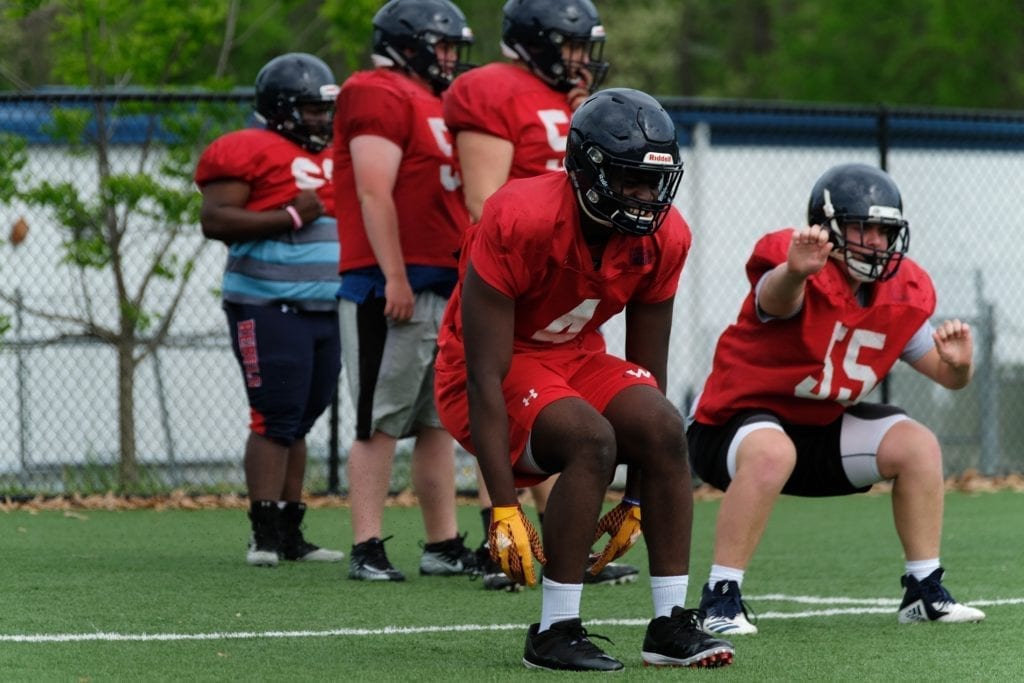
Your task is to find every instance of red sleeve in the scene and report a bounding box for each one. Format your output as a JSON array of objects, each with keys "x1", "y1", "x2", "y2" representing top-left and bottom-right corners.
[
  {"x1": 443, "y1": 67, "x2": 516, "y2": 140},
  {"x1": 745, "y1": 229, "x2": 792, "y2": 288},
  {"x1": 468, "y1": 203, "x2": 532, "y2": 299},
  {"x1": 336, "y1": 78, "x2": 409, "y2": 147},
  {"x1": 195, "y1": 131, "x2": 256, "y2": 186}
]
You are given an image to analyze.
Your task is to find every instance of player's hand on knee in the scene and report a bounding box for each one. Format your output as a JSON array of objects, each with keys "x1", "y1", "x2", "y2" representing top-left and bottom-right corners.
[
  {"x1": 489, "y1": 505, "x2": 546, "y2": 587},
  {"x1": 589, "y1": 498, "x2": 642, "y2": 575}
]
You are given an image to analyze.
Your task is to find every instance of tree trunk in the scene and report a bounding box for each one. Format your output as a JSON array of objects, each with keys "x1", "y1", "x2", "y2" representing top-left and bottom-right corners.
[{"x1": 117, "y1": 339, "x2": 139, "y2": 489}]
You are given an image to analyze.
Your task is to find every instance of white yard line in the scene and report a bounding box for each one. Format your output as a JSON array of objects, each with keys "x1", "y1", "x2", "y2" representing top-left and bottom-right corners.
[{"x1": 3, "y1": 595, "x2": 1020, "y2": 644}]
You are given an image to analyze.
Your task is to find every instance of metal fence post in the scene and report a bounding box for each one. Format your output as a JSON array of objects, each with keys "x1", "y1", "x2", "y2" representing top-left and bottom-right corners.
[
  {"x1": 976, "y1": 269, "x2": 1001, "y2": 474},
  {"x1": 15, "y1": 289, "x2": 29, "y2": 488},
  {"x1": 151, "y1": 348, "x2": 180, "y2": 486}
]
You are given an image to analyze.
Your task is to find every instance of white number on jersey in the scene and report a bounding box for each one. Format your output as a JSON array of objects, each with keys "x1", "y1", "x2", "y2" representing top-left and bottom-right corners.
[
  {"x1": 428, "y1": 116, "x2": 462, "y2": 191},
  {"x1": 531, "y1": 299, "x2": 600, "y2": 343},
  {"x1": 292, "y1": 157, "x2": 332, "y2": 190},
  {"x1": 537, "y1": 109, "x2": 570, "y2": 171},
  {"x1": 794, "y1": 322, "x2": 885, "y2": 404}
]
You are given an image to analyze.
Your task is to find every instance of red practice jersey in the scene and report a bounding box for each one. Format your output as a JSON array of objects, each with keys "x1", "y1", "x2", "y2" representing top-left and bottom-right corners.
[
  {"x1": 443, "y1": 62, "x2": 574, "y2": 178},
  {"x1": 195, "y1": 128, "x2": 334, "y2": 214},
  {"x1": 436, "y1": 172, "x2": 691, "y2": 370},
  {"x1": 334, "y1": 69, "x2": 469, "y2": 272},
  {"x1": 694, "y1": 229, "x2": 937, "y2": 426}
]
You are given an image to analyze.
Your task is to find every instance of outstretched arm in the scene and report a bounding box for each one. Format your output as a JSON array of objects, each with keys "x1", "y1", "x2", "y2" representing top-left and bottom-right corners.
[
  {"x1": 462, "y1": 263, "x2": 518, "y2": 507},
  {"x1": 624, "y1": 297, "x2": 674, "y2": 392},
  {"x1": 620, "y1": 297, "x2": 675, "y2": 501},
  {"x1": 758, "y1": 225, "x2": 833, "y2": 318}
]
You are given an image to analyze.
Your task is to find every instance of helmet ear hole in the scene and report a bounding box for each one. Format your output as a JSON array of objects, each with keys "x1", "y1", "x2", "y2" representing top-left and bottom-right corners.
[
  {"x1": 565, "y1": 88, "x2": 684, "y2": 237},
  {"x1": 254, "y1": 53, "x2": 338, "y2": 153}
]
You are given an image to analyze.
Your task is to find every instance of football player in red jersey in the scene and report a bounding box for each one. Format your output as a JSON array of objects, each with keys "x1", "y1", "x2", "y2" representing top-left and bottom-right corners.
[
  {"x1": 688, "y1": 163, "x2": 986, "y2": 634},
  {"x1": 443, "y1": 0, "x2": 638, "y2": 588},
  {"x1": 435, "y1": 88, "x2": 734, "y2": 671},
  {"x1": 445, "y1": 0, "x2": 608, "y2": 223},
  {"x1": 333, "y1": 0, "x2": 477, "y2": 582},
  {"x1": 196, "y1": 53, "x2": 344, "y2": 567}
]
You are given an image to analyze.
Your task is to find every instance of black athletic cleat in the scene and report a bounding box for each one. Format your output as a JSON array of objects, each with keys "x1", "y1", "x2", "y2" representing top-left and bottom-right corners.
[
  {"x1": 246, "y1": 500, "x2": 280, "y2": 567},
  {"x1": 523, "y1": 619, "x2": 624, "y2": 672},
  {"x1": 419, "y1": 532, "x2": 477, "y2": 576},
  {"x1": 279, "y1": 502, "x2": 345, "y2": 562},
  {"x1": 642, "y1": 607, "x2": 735, "y2": 668},
  {"x1": 471, "y1": 544, "x2": 521, "y2": 592},
  {"x1": 348, "y1": 536, "x2": 406, "y2": 581},
  {"x1": 898, "y1": 568, "x2": 985, "y2": 624},
  {"x1": 584, "y1": 553, "x2": 639, "y2": 585}
]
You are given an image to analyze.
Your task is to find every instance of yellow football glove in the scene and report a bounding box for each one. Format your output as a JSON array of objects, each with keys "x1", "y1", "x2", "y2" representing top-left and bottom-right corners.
[
  {"x1": 589, "y1": 498, "x2": 642, "y2": 575},
  {"x1": 488, "y1": 505, "x2": 546, "y2": 587}
]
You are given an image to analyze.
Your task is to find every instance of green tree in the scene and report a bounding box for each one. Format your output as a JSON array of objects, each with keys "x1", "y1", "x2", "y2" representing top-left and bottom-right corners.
[
  {"x1": 320, "y1": 0, "x2": 383, "y2": 74},
  {"x1": 0, "y1": 2, "x2": 247, "y2": 489},
  {"x1": 755, "y1": 0, "x2": 1024, "y2": 108},
  {"x1": 6, "y1": 1, "x2": 1024, "y2": 108}
]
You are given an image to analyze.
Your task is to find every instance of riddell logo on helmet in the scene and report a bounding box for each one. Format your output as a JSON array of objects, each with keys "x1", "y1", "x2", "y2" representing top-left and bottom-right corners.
[{"x1": 643, "y1": 152, "x2": 675, "y2": 165}]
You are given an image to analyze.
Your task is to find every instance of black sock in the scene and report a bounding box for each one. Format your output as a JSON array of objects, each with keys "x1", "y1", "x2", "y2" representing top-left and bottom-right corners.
[{"x1": 480, "y1": 507, "x2": 491, "y2": 545}]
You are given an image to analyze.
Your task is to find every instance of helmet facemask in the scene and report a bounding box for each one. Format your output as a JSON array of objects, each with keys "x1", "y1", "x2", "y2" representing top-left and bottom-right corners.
[
  {"x1": 254, "y1": 54, "x2": 339, "y2": 153},
  {"x1": 377, "y1": 28, "x2": 474, "y2": 95},
  {"x1": 822, "y1": 189, "x2": 910, "y2": 282},
  {"x1": 372, "y1": 0, "x2": 474, "y2": 96},
  {"x1": 503, "y1": 25, "x2": 608, "y2": 93},
  {"x1": 573, "y1": 140, "x2": 683, "y2": 237},
  {"x1": 271, "y1": 96, "x2": 338, "y2": 153}
]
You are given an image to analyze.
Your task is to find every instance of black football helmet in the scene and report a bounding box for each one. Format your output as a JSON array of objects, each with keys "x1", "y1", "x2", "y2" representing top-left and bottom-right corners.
[
  {"x1": 501, "y1": 0, "x2": 609, "y2": 93},
  {"x1": 372, "y1": 0, "x2": 474, "y2": 95},
  {"x1": 807, "y1": 163, "x2": 910, "y2": 282},
  {"x1": 254, "y1": 53, "x2": 339, "y2": 153},
  {"x1": 565, "y1": 89, "x2": 684, "y2": 237}
]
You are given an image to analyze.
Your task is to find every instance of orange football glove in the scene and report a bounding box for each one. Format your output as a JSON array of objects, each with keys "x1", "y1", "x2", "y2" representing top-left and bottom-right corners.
[
  {"x1": 488, "y1": 505, "x2": 546, "y2": 587},
  {"x1": 589, "y1": 499, "x2": 642, "y2": 575}
]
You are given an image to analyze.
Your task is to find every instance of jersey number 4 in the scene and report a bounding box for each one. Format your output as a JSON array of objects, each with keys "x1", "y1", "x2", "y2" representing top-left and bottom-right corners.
[
  {"x1": 794, "y1": 322, "x2": 886, "y2": 405},
  {"x1": 531, "y1": 299, "x2": 600, "y2": 343}
]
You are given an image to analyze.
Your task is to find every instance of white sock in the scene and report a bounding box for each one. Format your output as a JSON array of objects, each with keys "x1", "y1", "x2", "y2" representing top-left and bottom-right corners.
[
  {"x1": 709, "y1": 564, "x2": 746, "y2": 589},
  {"x1": 905, "y1": 558, "x2": 941, "y2": 581},
  {"x1": 650, "y1": 575, "x2": 688, "y2": 618},
  {"x1": 540, "y1": 577, "x2": 582, "y2": 632}
]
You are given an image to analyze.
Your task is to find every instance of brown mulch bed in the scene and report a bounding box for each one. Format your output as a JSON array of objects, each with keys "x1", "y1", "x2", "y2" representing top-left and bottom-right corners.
[{"x1": 3, "y1": 470, "x2": 1022, "y2": 513}]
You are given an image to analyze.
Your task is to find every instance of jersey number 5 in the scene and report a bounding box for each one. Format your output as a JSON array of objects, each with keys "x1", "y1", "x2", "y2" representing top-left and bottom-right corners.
[
  {"x1": 537, "y1": 109, "x2": 570, "y2": 172},
  {"x1": 428, "y1": 117, "x2": 461, "y2": 192}
]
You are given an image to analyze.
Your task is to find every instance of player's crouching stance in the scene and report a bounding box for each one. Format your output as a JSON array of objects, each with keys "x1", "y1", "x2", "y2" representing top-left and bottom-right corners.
[
  {"x1": 434, "y1": 88, "x2": 734, "y2": 671},
  {"x1": 688, "y1": 163, "x2": 985, "y2": 636}
]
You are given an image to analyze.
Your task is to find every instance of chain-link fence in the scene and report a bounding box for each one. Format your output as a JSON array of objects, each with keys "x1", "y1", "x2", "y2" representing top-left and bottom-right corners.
[{"x1": 1, "y1": 92, "x2": 1022, "y2": 497}]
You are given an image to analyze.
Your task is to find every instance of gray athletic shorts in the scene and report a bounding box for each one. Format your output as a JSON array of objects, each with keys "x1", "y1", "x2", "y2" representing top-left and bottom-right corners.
[{"x1": 339, "y1": 290, "x2": 447, "y2": 440}]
